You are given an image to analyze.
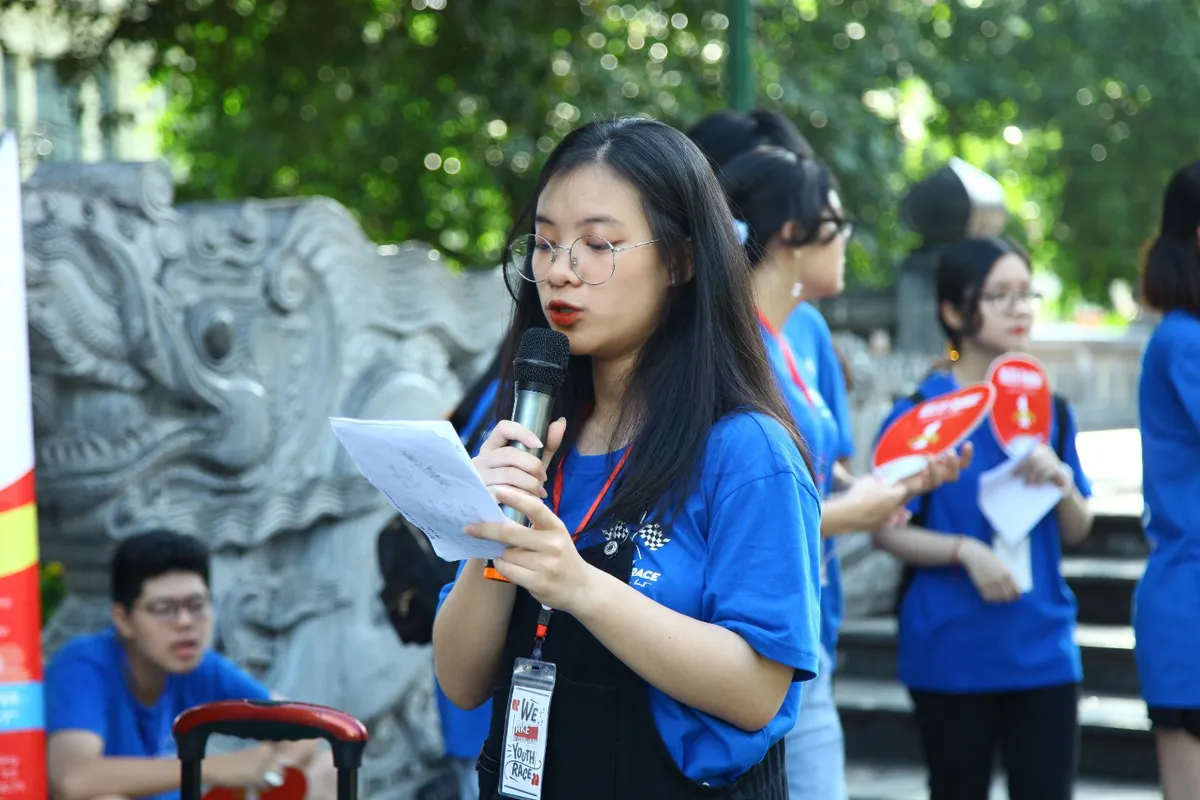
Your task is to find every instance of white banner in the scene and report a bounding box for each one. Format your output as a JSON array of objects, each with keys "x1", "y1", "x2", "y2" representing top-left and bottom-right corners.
[{"x1": 0, "y1": 131, "x2": 33, "y2": 489}]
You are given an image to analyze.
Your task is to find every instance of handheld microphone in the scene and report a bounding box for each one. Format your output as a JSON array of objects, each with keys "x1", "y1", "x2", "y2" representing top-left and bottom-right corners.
[{"x1": 484, "y1": 327, "x2": 571, "y2": 582}]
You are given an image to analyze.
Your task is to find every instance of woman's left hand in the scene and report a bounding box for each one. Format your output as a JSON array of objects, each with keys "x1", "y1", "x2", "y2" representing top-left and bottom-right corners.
[
  {"x1": 465, "y1": 486, "x2": 596, "y2": 613},
  {"x1": 1013, "y1": 444, "x2": 1072, "y2": 488}
]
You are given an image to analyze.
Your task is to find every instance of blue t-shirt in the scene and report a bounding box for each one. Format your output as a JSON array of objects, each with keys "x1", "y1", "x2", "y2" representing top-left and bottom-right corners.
[
  {"x1": 760, "y1": 323, "x2": 844, "y2": 659},
  {"x1": 436, "y1": 377, "x2": 499, "y2": 759},
  {"x1": 784, "y1": 302, "x2": 855, "y2": 460},
  {"x1": 44, "y1": 627, "x2": 271, "y2": 800},
  {"x1": 1134, "y1": 310, "x2": 1200, "y2": 708},
  {"x1": 440, "y1": 411, "x2": 822, "y2": 784},
  {"x1": 877, "y1": 370, "x2": 1092, "y2": 693}
]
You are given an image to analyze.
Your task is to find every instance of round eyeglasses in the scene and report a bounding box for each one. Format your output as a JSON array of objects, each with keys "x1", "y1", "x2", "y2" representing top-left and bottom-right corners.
[
  {"x1": 980, "y1": 289, "x2": 1044, "y2": 312},
  {"x1": 504, "y1": 234, "x2": 659, "y2": 286}
]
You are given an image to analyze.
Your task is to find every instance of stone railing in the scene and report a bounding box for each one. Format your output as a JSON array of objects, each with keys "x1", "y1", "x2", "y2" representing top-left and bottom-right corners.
[{"x1": 832, "y1": 322, "x2": 1147, "y2": 478}]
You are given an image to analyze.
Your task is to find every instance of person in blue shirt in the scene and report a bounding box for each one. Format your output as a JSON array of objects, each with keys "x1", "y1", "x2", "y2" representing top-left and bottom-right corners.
[
  {"x1": 1133, "y1": 159, "x2": 1200, "y2": 800},
  {"x1": 785, "y1": 303, "x2": 855, "y2": 467},
  {"x1": 717, "y1": 144, "x2": 969, "y2": 800},
  {"x1": 872, "y1": 237, "x2": 1094, "y2": 800},
  {"x1": 432, "y1": 118, "x2": 823, "y2": 799},
  {"x1": 44, "y1": 531, "x2": 330, "y2": 800}
]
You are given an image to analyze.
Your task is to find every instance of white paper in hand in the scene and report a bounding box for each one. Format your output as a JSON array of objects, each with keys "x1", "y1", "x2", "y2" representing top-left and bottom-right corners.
[
  {"x1": 330, "y1": 417, "x2": 508, "y2": 562},
  {"x1": 978, "y1": 439, "x2": 1066, "y2": 549},
  {"x1": 992, "y1": 537, "x2": 1033, "y2": 594}
]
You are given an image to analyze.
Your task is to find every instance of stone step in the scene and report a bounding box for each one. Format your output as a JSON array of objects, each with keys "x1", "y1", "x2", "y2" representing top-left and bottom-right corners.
[
  {"x1": 838, "y1": 618, "x2": 1141, "y2": 697},
  {"x1": 1067, "y1": 498, "x2": 1148, "y2": 559},
  {"x1": 1064, "y1": 557, "x2": 1145, "y2": 627},
  {"x1": 836, "y1": 677, "x2": 1156, "y2": 784},
  {"x1": 846, "y1": 762, "x2": 1159, "y2": 800}
]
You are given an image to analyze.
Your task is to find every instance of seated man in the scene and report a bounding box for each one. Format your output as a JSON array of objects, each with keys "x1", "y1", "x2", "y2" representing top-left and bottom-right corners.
[{"x1": 45, "y1": 531, "x2": 333, "y2": 800}]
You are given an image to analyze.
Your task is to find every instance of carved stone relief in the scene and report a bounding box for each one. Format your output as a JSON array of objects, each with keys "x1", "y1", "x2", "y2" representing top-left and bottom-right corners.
[{"x1": 26, "y1": 159, "x2": 508, "y2": 797}]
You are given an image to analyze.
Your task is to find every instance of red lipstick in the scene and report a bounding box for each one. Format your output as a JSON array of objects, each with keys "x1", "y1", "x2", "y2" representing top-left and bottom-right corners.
[{"x1": 547, "y1": 301, "x2": 582, "y2": 327}]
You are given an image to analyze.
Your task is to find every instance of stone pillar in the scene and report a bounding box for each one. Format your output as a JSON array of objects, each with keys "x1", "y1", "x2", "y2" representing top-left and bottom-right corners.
[{"x1": 894, "y1": 158, "x2": 1009, "y2": 354}]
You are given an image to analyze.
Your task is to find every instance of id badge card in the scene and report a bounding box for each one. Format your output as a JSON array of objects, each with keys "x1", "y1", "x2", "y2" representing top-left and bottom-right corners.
[{"x1": 499, "y1": 658, "x2": 557, "y2": 799}]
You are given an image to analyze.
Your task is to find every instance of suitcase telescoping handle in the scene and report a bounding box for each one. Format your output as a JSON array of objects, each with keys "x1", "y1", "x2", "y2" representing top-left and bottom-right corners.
[{"x1": 173, "y1": 699, "x2": 369, "y2": 800}]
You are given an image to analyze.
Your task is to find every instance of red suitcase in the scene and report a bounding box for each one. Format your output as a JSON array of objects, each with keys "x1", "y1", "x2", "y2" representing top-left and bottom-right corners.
[{"x1": 173, "y1": 699, "x2": 369, "y2": 800}]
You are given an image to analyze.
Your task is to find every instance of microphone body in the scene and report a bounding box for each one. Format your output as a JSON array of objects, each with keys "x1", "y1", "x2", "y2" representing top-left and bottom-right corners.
[
  {"x1": 484, "y1": 327, "x2": 571, "y2": 583},
  {"x1": 501, "y1": 383, "x2": 556, "y2": 527}
]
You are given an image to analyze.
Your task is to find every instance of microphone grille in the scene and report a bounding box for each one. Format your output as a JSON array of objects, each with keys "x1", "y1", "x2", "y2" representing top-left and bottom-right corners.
[{"x1": 514, "y1": 327, "x2": 571, "y2": 390}]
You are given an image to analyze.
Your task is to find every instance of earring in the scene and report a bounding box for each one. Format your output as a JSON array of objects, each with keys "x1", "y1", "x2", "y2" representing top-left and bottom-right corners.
[
  {"x1": 791, "y1": 282, "x2": 803, "y2": 299},
  {"x1": 946, "y1": 343, "x2": 960, "y2": 362}
]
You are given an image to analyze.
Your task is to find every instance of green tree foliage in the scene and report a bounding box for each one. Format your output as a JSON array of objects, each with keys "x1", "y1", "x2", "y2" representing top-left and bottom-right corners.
[{"x1": 33, "y1": 0, "x2": 1200, "y2": 305}]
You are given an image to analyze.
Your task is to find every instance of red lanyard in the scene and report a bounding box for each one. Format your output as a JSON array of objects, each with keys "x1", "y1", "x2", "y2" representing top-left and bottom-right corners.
[
  {"x1": 756, "y1": 309, "x2": 815, "y2": 407},
  {"x1": 532, "y1": 447, "x2": 631, "y2": 655},
  {"x1": 552, "y1": 448, "x2": 631, "y2": 542}
]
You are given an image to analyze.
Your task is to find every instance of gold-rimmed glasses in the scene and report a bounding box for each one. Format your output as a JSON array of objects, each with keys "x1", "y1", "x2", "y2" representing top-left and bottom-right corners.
[{"x1": 504, "y1": 234, "x2": 659, "y2": 286}]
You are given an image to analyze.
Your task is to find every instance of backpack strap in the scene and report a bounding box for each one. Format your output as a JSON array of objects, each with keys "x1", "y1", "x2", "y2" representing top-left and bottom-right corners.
[{"x1": 1052, "y1": 393, "x2": 1069, "y2": 461}]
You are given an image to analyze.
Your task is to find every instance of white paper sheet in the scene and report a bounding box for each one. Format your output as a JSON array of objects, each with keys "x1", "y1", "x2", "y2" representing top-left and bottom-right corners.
[
  {"x1": 992, "y1": 536, "x2": 1033, "y2": 594},
  {"x1": 330, "y1": 417, "x2": 509, "y2": 562},
  {"x1": 978, "y1": 447, "x2": 1066, "y2": 548}
]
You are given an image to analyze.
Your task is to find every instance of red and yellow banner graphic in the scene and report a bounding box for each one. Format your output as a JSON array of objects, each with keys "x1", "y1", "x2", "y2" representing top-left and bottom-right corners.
[{"x1": 0, "y1": 130, "x2": 47, "y2": 798}]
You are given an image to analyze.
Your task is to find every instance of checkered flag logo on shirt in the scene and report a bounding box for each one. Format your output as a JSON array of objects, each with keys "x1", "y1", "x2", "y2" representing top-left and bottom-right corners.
[
  {"x1": 603, "y1": 522, "x2": 629, "y2": 543},
  {"x1": 636, "y1": 522, "x2": 670, "y2": 552}
]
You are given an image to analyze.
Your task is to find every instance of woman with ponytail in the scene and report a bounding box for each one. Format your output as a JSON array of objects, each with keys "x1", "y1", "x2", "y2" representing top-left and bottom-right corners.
[{"x1": 718, "y1": 145, "x2": 965, "y2": 799}]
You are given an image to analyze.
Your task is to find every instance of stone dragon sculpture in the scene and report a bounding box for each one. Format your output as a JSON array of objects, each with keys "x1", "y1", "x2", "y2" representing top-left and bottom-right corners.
[{"x1": 24, "y1": 159, "x2": 508, "y2": 798}]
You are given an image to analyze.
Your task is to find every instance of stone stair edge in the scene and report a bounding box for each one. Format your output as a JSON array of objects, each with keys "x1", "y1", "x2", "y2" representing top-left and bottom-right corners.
[
  {"x1": 845, "y1": 762, "x2": 1161, "y2": 800},
  {"x1": 834, "y1": 676, "x2": 1151, "y2": 733},
  {"x1": 840, "y1": 617, "x2": 1136, "y2": 651}
]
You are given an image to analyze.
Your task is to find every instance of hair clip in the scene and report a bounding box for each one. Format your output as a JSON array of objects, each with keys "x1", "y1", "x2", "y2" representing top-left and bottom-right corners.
[{"x1": 733, "y1": 219, "x2": 750, "y2": 245}]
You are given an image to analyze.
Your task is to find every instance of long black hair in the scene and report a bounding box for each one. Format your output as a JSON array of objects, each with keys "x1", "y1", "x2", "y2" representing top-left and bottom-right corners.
[
  {"x1": 492, "y1": 117, "x2": 808, "y2": 530},
  {"x1": 1142, "y1": 160, "x2": 1200, "y2": 315},
  {"x1": 720, "y1": 146, "x2": 838, "y2": 268},
  {"x1": 935, "y1": 237, "x2": 1030, "y2": 348}
]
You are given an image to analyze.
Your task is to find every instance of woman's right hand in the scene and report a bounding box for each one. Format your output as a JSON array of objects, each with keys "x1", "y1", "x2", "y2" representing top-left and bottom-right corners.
[
  {"x1": 958, "y1": 537, "x2": 1021, "y2": 603},
  {"x1": 473, "y1": 418, "x2": 567, "y2": 502}
]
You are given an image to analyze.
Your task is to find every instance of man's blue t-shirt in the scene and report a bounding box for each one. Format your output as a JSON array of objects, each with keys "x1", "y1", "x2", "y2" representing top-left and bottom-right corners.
[
  {"x1": 1135, "y1": 310, "x2": 1200, "y2": 707},
  {"x1": 784, "y1": 302, "x2": 855, "y2": 461},
  {"x1": 436, "y1": 377, "x2": 499, "y2": 759},
  {"x1": 44, "y1": 626, "x2": 271, "y2": 800},
  {"x1": 440, "y1": 411, "x2": 823, "y2": 785},
  {"x1": 877, "y1": 370, "x2": 1092, "y2": 693},
  {"x1": 760, "y1": 323, "x2": 844, "y2": 659}
]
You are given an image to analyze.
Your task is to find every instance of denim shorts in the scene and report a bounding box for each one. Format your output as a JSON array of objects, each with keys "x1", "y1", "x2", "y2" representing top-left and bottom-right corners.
[{"x1": 784, "y1": 646, "x2": 848, "y2": 800}]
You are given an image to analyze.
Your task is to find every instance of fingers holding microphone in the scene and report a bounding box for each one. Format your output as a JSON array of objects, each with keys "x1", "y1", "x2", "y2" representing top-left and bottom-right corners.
[{"x1": 474, "y1": 418, "x2": 567, "y2": 501}]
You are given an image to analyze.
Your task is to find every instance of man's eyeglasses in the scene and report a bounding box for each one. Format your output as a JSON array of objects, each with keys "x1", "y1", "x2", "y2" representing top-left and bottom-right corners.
[
  {"x1": 141, "y1": 594, "x2": 211, "y2": 622},
  {"x1": 505, "y1": 234, "x2": 658, "y2": 286}
]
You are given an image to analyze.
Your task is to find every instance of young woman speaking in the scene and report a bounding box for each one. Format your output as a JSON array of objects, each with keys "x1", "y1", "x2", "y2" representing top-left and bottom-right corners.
[{"x1": 433, "y1": 118, "x2": 823, "y2": 799}]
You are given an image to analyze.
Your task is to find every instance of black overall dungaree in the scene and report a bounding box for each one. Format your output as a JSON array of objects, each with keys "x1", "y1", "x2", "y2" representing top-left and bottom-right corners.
[{"x1": 476, "y1": 532, "x2": 789, "y2": 800}]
